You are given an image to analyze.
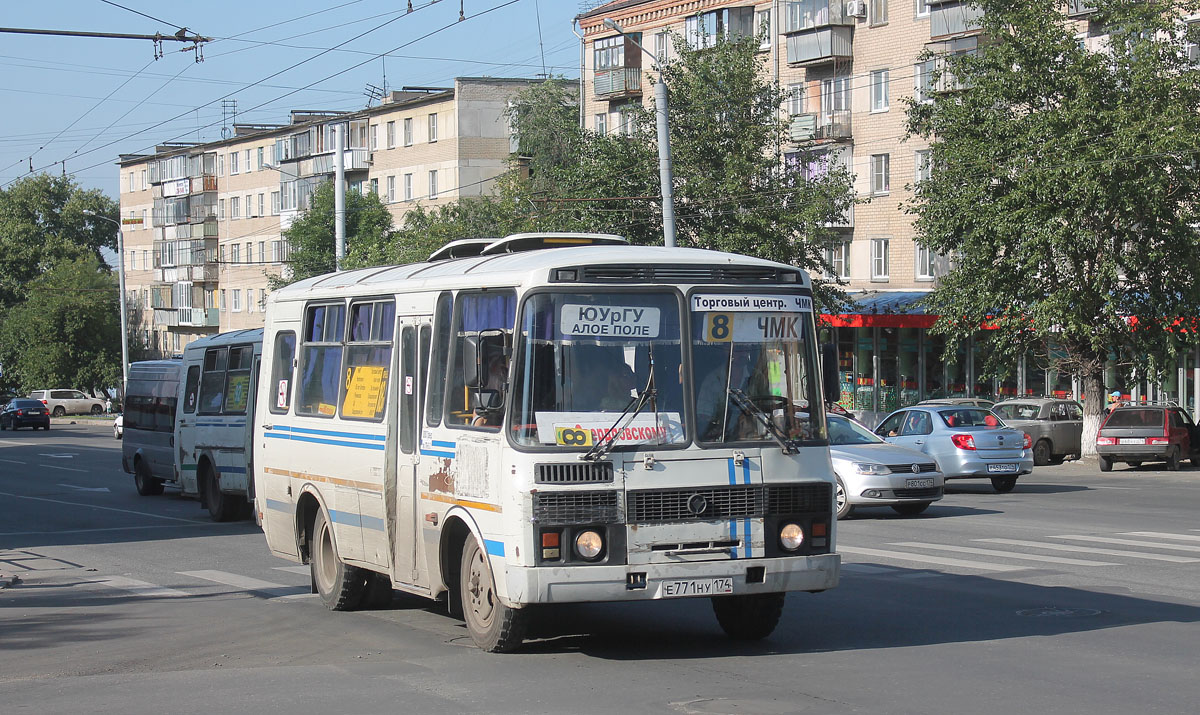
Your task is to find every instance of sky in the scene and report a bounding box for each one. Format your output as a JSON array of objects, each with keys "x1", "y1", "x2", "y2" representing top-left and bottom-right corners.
[{"x1": 0, "y1": 0, "x2": 595, "y2": 199}]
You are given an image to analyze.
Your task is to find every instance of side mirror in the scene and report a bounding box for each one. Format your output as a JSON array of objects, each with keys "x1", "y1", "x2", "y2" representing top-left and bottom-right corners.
[
  {"x1": 820, "y1": 343, "x2": 840, "y2": 403},
  {"x1": 463, "y1": 335, "x2": 481, "y2": 388},
  {"x1": 472, "y1": 389, "x2": 503, "y2": 412}
]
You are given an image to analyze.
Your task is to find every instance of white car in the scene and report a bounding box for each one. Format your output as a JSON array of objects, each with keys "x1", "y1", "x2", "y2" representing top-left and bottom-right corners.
[
  {"x1": 829, "y1": 414, "x2": 945, "y2": 519},
  {"x1": 113, "y1": 414, "x2": 123, "y2": 439},
  {"x1": 28, "y1": 389, "x2": 106, "y2": 417}
]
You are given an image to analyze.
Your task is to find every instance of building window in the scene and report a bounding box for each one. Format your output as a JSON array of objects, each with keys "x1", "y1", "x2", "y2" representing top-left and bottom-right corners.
[
  {"x1": 428, "y1": 113, "x2": 438, "y2": 142},
  {"x1": 595, "y1": 35, "x2": 626, "y2": 70},
  {"x1": 130, "y1": 250, "x2": 137, "y2": 270},
  {"x1": 428, "y1": 170, "x2": 438, "y2": 199},
  {"x1": 870, "y1": 153, "x2": 890, "y2": 195},
  {"x1": 231, "y1": 244, "x2": 241, "y2": 263},
  {"x1": 219, "y1": 199, "x2": 226, "y2": 220},
  {"x1": 871, "y1": 238, "x2": 890, "y2": 280},
  {"x1": 594, "y1": 112, "x2": 607, "y2": 134},
  {"x1": 259, "y1": 241, "x2": 265, "y2": 264},
  {"x1": 140, "y1": 170, "x2": 147, "y2": 189},
  {"x1": 403, "y1": 118, "x2": 413, "y2": 146},
  {"x1": 914, "y1": 60, "x2": 935, "y2": 104},
  {"x1": 370, "y1": 178, "x2": 379, "y2": 196},
  {"x1": 403, "y1": 173, "x2": 413, "y2": 201},
  {"x1": 258, "y1": 193, "x2": 265, "y2": 217},
  {"x1": 826, "y1": 240, "x2": 850, "y2": 279},
  {"x1": 386, "y1": 120, "x2": 395, "y2": 148},
  {"x1": 220, "y1": 289, "x2": 226, "y2": 311},
  {"x1": 230, "y1": 152, "x2": 239, "y2": 174},
  {"x1": 247, "y1": 288, "x2": 255, "y2": 312},
  {"x1": 654, "y1": 31, "x2": 669, "y2": 63},
  {"x1": 870, "y1": 0, "x2": 888, "y2": 25},
  {"x1": 916, "y1": 245, "x2": 936, "y2": 280},
  {"x1": 870, "y1": 70, "x2": 890, "y2": 112},
  {"x1": 220, "y1": 245, "x2": 226, "y2": 264},
  {"x1": 916, "y1": 0, "x2": 931, "y2": 18},
  {"x1": 271, "y1": 191, "x2": 281, "y2": 214},
  {"x1": 755, "y1": 9, "x2": 771, "y2": 49},
  {"x1": 786, "y1": 83, "x2": 805, "y2": 115},
  {"x1": 231, "y1": 196, "x2": 240, "y2": 219},
  {"x1": 387, "y1": 175, "x2": 395, "y2": 203},
  {"x1": 820, "y1": 75, "x2": 851, "y2": 116},
  {"x1": 370, "y1": 123, "x2": 378, "y2": 150},
  {"x1": 232, "y1": 289, "x2": 242, "y2": 312},
  {"x1": 217, "y1": 154, "x2": 224, "y2": 176},
  {"x1": 914, "y1": 149, "x2": 933, "y2": 183},
  {"x1": 245, "y1": 242, "x2": 252, "y2": 263}
]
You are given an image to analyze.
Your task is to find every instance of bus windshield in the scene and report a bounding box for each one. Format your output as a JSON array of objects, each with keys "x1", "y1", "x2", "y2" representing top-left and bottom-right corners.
[
  {"x1": 690, "y1": 292, "x2": 826, "y2": 446},
  {"x1": 512, "y1": 291, "x2": 687, "y2": 449}
]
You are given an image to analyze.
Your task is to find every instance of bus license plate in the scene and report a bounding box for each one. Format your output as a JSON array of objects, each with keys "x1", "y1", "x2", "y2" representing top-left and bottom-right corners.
[
  {"x1": 987, "y1": 463, "x2": 1018, "y2": 473},
  {"x1": 662, "y1": 577, "x2": 734, "y2": 598},
  {"x1": 906, "y1": 478, "x2": 934, "y2": 488}
]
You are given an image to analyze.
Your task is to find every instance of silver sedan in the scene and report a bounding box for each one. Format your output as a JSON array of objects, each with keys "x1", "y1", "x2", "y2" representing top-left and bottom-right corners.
[
  {"x1": 829, "y1": 415, "x2": 945, "y2": 519},
  {"x1": 874, "y1": 406, "x2": 1034, "y2": 493}
]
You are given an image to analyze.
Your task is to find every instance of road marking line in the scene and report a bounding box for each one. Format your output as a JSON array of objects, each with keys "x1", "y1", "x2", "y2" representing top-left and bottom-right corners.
[
  {"x1": 43, "y1": 465, "x2": 87, "y2": 473},
  {"x1": 1125, "y1": 531, "x2": 1200, "y2": 542},
  {"x1": 0, "y1": 490, "x2": 207, "y2": 524},
  {"x1": 838, "y1": 546, "x2": 1024, "y2": 572},
  {"x1": 272, "y1": 565, "x2": 310, "y2": 575},
  {"x1": 1090, "y1": 486, "x2": 1139, "y2": 490},
  {"x1": 178, "y1": 570, "x2": 306, "y2": 597},
  {"x1": 0, "y1": 523, "x2": 220, "y2": 537},
  {"x1": 840, "y1": 563, "x2": 896, "y2": 574},
  {"x1": 890, "y1": 542, "x2": 1118, "y2": 566},
  {"x1": 977, "y1": 538, "x2": 1200, "y2": 563},
  {"x1": 93, "y1": 575, "x2": 188, "y2": 598},
  {"x1": 0, "y1": 458, "x2": 28, "y2": 464},
  {"x1": 1050, "y1": 534, "x2": 1200, "y2": 553}
]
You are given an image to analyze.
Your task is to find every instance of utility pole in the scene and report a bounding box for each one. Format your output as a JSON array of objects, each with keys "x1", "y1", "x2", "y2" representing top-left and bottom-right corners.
[
  {"x1": 334, "y1": 124, "x2": 346, "y2": 271},
  {"x1": 82, "y1": 210, "x2": 129, "y2": 399}
]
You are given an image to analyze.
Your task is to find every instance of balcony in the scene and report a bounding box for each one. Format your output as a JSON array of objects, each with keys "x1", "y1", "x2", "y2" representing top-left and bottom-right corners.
[
  {"x1": 1066, "y1": 0, "x2": 1097, "y2": 18},
  {"x1": 930, "y1": 1, "x2": 983, "y2": 39},
  {"x1": 786, "y1": 26, "x2": 853, "y2": 66},
  {"x1": 309, "y1": 148, "x2": 371, "y2": 175},
  {"x1": 782, "y1": 0, "x2": 853, "y2": 33},
  {"x1": 178, "y1": 308, "x2": 219, "y2": 327},
  {"x1": 827, "y1": 203, "x2": 854, "y2": 229},
  {"x1": 152, "y1": 307, "x2": 179, "y2": 328},
  {"x1": 790, "y1": 110, "x2": 852, "y2": 142},
  {"x1": 185, "y1": 263, "x2": 218, "y2": 283},
  {"x1": 594, "y1": 67, "x2": 642, "y2": 98}
]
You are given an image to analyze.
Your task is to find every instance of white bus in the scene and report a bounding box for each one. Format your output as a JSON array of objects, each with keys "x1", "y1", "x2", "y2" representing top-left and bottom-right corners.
[
  {"x1": 177, "y1": 328, "x2": 263, "y2": 521},
  {"x1": 254, "y1": 234, "x2": 841, "y2": 651},
  {"x1": 122, "y1": 359, "x2": 183, "y2": 496}
]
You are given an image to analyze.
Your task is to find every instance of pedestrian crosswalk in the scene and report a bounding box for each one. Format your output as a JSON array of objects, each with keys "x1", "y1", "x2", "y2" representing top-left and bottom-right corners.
[
  {"x1": 840, "y1": 530, "x2": 1200, "y2": 576},
  {"x1": 85, "y1": 565, "x2": 315, "y2": 601}
]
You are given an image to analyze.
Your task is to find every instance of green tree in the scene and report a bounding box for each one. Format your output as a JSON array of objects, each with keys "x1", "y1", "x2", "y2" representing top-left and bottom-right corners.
[
  {"x1": 0, "y1": 173, "x2": 118, "y2": 311},
  {"x1": 906, "y1": 0, "x2": 1200, "y2": 456},
  {"x1": 270, "y1": 181, "x2": 394, "y2": 288},
  {"x1": 0, "y1": 257, "x2": 122, "y2": 392}
]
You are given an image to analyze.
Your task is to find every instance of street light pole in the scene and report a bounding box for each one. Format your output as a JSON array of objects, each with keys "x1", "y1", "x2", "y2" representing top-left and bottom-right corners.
[
  {"x1": 602, "y1": 18, "x2": 677, "y2": 248},
  {"x1": 84, "y1": 210, "x2": 129, "y2": 401}
]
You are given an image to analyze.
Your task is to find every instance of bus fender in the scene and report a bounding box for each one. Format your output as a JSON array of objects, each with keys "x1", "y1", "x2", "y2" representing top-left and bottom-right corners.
[
  {"x1": 438, "y1": 506, "x2": 514, "y2": 607},
  {"x1": 292, "y1": 482, "x2": 333, "y2": 564}
]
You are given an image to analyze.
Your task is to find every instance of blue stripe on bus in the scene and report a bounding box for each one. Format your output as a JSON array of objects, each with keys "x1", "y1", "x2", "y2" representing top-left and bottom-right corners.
[
  {"x1": 484, "y1": 539, "x2": 505, "y2": 557},
  {"x1": 328, "y1": 510, "x2": 386, "y2": 531},
  {"x1": 273, "y1": 424, "x2": 386, "y2": 441},
  {"x1": 431, "y1": 440, "x2": 456, "y2": 449},
  {"x1": 743, "y1": 518, "x2": 752, "y2": 558},
  {"x1": 727, "y1": 458, "x2": 736, "y2": 486},
  {"x1": 419, "y1": 449, "x2": 455, "y2": 459},
  {"x1": 264, "y1": 498, "x2": 290, "y2": 513},
  {"x1": 730, "y1": 519, "x2": 739, "y2": 559},
  {"x1": 196, "y1": 421, "x2": 247, "y2": 427},
  {"x1": 216, "y1": 465, "x2": 246, "y2": 474},
  {"x1": 264, "y1": 432, "x2": 386, "y2": 451}
]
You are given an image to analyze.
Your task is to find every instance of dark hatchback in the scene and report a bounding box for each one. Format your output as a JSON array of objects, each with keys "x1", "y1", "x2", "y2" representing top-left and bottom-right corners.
[
  {"x1": 0, "y1": 398, "x2": 51, "y2": 431},
  {"x1": 1096, "y1": 404, "x2": 1199, "y2": 471}
]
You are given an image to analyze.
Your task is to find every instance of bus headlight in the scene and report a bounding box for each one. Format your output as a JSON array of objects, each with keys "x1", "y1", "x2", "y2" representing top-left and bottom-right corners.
[
  {"x1": 574, "y1": 530, "x2": 604, "y2": 560},
  {"x1": 779, "y1": 523, "x2": 804, "y2": 552}
]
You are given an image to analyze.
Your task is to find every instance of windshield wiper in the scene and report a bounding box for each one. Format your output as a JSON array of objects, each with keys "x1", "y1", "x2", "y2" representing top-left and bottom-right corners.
[
  {"x1": 728, "y1": 389, "x2": 799, "y2": 454},
  {"x1": 581, "y1": 369, "x2": 658, "y2": 463}
]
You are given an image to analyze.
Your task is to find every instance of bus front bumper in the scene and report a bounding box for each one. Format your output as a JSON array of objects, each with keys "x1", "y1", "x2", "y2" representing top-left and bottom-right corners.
[{"x1": 504, "y1": 553, "x2": 840, "y2": 605}]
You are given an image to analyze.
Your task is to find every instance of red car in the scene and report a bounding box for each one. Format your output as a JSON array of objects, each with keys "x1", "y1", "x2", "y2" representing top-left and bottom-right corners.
[{"x1": 1096, "y1": 404, "x2": 1200, "y2": 471}]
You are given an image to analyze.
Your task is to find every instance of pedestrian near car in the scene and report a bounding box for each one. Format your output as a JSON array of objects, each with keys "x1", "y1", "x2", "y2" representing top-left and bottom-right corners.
[{"x1": 105, "y1": 397, "x2": 113, "y2": 414}]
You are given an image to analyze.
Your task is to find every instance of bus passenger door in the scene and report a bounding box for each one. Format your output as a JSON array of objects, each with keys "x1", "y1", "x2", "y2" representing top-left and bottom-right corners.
[{"x1": 391, "y1": 321, "x2": 428, "y2": 585}]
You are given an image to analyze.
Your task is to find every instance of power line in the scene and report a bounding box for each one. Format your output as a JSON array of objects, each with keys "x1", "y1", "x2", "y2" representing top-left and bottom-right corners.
[{"x1": 97, "y1": 0, "x2": 187, "y2": 32}]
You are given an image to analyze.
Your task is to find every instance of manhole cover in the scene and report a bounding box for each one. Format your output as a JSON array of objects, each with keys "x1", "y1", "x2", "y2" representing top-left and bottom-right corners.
[{"x1": 1016, "y1": 606, "x2": 1102, "y2": 618}]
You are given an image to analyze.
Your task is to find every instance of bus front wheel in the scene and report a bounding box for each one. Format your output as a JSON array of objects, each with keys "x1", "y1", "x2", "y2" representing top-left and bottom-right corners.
[
  {"x1": 711, "y1": 592, "x2": 786, "y2": 640},
  {"x1": 311, "y1": 509, "x2": 365, "y2": 611},
  {"x1": 460, "y1": 537, "x2": 527, "y2": 652}
]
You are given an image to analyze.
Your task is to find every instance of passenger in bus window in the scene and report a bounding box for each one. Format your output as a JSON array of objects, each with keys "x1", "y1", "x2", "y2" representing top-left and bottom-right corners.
[
  {"x1": 598, "y1": 363, "x2": 637, "y2": 411},
  {"x1": 472, "y1": 351, "x2": 508, "y2": 427}
]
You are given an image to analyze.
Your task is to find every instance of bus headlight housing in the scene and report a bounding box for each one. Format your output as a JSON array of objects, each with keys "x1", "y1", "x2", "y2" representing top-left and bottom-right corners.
[
  {"x1": 574, "y1": 530, "x2": 604, "y2": 560},
  {"x1": 779, "y1": 522, "x2": 804, "y2": 552}
]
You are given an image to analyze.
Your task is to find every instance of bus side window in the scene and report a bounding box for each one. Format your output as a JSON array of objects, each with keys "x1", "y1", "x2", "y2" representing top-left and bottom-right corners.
[
  {"x1": 297, "y1": 303, "x2": 345, "y2": 418},
  {"x1": 198, "y1": 348, "x2": 227, "y2": 415},
  {"x1": 445, "y1": 291, "x2": 516, "y2": 428},
  {"x1": 224, "y1": 345, "x2": 253, "y2": 415},
  {"x1": 269, "y1": 332, "x2": 296, "y2": 415},
  {"x1": 400, "y1": 327, "x2": 416, "y2": 454},
  {"x1": 426, "y1": 293, "x2": 452, "y2": 427},
  {"x1": 340, "y1": 300, "x2": 394, "y2": 422},
  {"x1": 183, "y1": 366, "x2": 200, "y2": 414}
]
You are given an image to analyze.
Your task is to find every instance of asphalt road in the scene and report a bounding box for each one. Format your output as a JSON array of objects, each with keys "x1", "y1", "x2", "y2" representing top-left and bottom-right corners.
[{"x1": 2, "y1": 421, "x2": 1199, "y2": 714}]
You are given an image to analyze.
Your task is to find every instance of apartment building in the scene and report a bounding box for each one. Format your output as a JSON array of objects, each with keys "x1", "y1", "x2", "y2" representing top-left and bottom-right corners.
[
  {"x1": 118, "y1": 77, "x2": 534, "y2": 356},
  {"x1": 574, "y1": 1, "x2": 1186, "y2": 421}
]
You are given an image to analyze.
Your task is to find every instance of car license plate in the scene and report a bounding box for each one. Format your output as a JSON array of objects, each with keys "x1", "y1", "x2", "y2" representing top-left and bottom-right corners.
[
  {"x1": 987, "y1": 463, "x2": 1018, "y2": 473},
  {"x1": 1119, "y1": 438, "x2": 1144, "y2": 445},
  {"x1": 661, "y1": 577, "x2": 734, "y2": 598},
  {"x1": 906, "y1": 478, "x2": 934, "y2": 488}
]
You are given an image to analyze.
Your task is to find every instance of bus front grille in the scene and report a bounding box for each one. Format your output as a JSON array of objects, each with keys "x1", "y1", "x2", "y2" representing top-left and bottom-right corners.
[
  {"x1": 535, "y1": 462, "x2": 614, "y2": 485},
  {"x1": 532, "y1": 490, "x2": 621, "y2": 524},
  {"x1": 628, "y1": 484, "x2": 832, "y2": 523}
]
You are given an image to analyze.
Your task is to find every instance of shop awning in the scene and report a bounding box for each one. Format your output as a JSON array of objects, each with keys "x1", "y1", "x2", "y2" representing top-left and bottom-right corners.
[{"x1": 823, "y1": 291, "x2": 936, "y2": 328}]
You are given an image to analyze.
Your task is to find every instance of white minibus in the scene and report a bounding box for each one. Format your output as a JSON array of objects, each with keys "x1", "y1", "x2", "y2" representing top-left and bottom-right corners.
[
  {"x1": 122, "y1": 359, "x2": 183, "y2": 496},
  {"x1": 254, "y1": 234, "x2": 840, "y2": 651}
]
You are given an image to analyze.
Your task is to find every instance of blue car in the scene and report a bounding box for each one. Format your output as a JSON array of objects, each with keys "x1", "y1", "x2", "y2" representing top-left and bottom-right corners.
[{"x1": 873, "y1": 405, "x2": 1033, "y2": 493}]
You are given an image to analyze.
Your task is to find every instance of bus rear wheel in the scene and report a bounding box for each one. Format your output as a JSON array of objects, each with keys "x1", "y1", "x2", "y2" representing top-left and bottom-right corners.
[
  {"x1": 134, "y1": 459, "x2": 164, "y2": 496},
  {"x1": 460, "y1": 537, "x2": 527, "y2": 652},
  {"x1": 712, "y1": 592, "x2": 786, "y2": 640},
  {"x1": 201, "y1": 465, "x2": 241, "y2": 522},
  {"x1": 311, "y1": 509, "x2": 365, "y2": 611}
]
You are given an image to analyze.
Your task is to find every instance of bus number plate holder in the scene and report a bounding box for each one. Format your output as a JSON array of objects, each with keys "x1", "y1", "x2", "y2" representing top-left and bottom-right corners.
[{"x1": 661, "y1": 577, "x2": 734, "y2": 598}]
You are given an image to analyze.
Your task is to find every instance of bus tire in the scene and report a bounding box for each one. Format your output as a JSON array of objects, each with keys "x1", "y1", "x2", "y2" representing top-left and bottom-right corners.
[
  {"x1": 712, "y1": 592, "x2": 786, "y2": 640},
  {"x1": 460, "y1": 537, "x2": 527, "y2": 652},
  {"x1": 134, "y1": 459, "x2": 164, "y2": 496},
  {"x1": 311, "y1": 509, "x2": 365, "y2": 611},
  {"x1": 361, "y1": 572, "x2": 394, "y2": 609},
  {"x1": 201, "y1": 465, "x2": 238, "y2": 522}
]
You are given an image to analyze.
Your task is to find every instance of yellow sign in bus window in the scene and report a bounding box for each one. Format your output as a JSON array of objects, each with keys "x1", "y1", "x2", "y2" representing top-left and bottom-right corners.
[{"x1": 342, "y1": 365, "x2": 388, "y2": 419}]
